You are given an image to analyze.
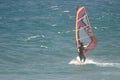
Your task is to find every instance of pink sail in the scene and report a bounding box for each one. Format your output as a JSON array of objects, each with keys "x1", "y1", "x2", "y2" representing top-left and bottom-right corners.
[{"x1": 75, "y1": 6, "x2": 97, "y2": 55}]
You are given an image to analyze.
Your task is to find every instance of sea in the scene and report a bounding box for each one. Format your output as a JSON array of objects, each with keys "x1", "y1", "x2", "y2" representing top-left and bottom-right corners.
[{"x1": 0, "y1": 0, "x2": 120, "y2": 80}]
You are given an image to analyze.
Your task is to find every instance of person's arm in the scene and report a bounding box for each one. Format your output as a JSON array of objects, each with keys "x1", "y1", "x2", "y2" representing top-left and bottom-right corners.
[{"x1": 83, "y1": 36, "x2": 97, "y2": 55}]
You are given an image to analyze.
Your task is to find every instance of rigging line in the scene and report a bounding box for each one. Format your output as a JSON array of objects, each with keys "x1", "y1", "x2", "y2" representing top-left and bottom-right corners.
[
  {"x1": 75, "y1": 25, "x2": 90, "y2": 31},
  {"x1": 73, "y1": 25, "x2": 91, "y2": 32},
  {"x1": 77, "y1": 14, "x2": 87, "y2": 22}
]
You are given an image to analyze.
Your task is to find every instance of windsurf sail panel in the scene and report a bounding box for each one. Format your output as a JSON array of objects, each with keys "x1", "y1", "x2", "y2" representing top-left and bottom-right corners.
[{"x1": 76, "y1": 6, "x2": 97, "y2": 55}]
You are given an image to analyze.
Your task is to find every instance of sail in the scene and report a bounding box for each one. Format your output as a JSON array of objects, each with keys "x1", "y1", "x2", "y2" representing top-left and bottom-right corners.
[{"x1": 75, "y1": 6, "x2": 97, "y2": 55}]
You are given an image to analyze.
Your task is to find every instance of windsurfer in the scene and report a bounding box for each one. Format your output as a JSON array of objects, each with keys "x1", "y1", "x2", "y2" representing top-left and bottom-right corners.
[{"x1": 78, "y1": 42, "x2": 86, "y2": 62}]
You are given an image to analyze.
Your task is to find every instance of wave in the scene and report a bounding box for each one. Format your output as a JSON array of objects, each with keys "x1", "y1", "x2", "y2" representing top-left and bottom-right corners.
[
  {"x1": 63, "y1": 10, "x2": 70, "y2": 13},
  {"x1": 69, "y1": 56, "x2": 120, "y2": 68},
  {"x1": 57, "y1": 30, "x2": 73, "y2": 34},
  {"x1": 50, "y1": 6, "x2": 59, "y2": 10},
  {"x1": 51, "y1": 24, "x2": 57, "y2": 27},
  {"x1": 40, "y1": 45, "x2": 48, "y2": 48},
  {"x1": 24, "y1": 35, "x2": 45, "y2": 41}
]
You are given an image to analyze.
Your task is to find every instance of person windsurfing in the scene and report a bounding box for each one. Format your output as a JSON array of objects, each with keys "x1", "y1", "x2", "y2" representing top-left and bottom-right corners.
[{"x1": 77, "y1": 42, "x2": 86, "y2": 62}]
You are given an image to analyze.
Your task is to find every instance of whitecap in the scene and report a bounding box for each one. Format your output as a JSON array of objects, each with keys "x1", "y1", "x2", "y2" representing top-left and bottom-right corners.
[
  {"x1": 63, "y1": 10, "x2": 70, "y2": 13},
  {"x1": 24, "y1": 35, "x2": 41, "y2": 41},
  {"x1": 65, "y1": 31, "x2": 70, "y2": 33},
  {"x1": 57, "y1": 32, "x2": 61, "y2": 34},
  {"x1": 50, "y1": 6, "x2": 59, "y2": 10},
  {"x1": 41, "y1": 35, "x2": 45, "y2": 38},
  {"x1": 57, "y1": 30, "x2": 72, "y2": 34},
  {"x1": 40, "y1": 45, "x2": 48, "y2": 48},
  {"x1": 94, "y1": 27, "x2": 97, "y2": 29},
  {"x1": 50, "y1": 6, "x2": 58, "y2": 8},
  {"x1": 51, "y1": 24, "x2": 57, "y2": 27}
]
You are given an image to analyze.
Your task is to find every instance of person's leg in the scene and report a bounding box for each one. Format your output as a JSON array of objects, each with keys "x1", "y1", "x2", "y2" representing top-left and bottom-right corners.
[
  {"x1": 78, "y1": 53, "x2": 82, "y2": 62},
  {"x1": 80, "y1": 55, "x2": 82, "y2": 62},
  {"x1": 83, "y1": 55, "x2": 86, "y2": 62}
]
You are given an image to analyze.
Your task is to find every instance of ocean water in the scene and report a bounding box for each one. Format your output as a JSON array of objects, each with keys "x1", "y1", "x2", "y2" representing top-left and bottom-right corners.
[{"x1": 0, "y1": 0, "x2": 120, "y2": 80}]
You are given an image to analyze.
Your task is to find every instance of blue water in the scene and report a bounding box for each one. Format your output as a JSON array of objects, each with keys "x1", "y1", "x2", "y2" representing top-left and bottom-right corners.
[{"x1": 0, "y1": 0, "x2": 120, "y2": 80}]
